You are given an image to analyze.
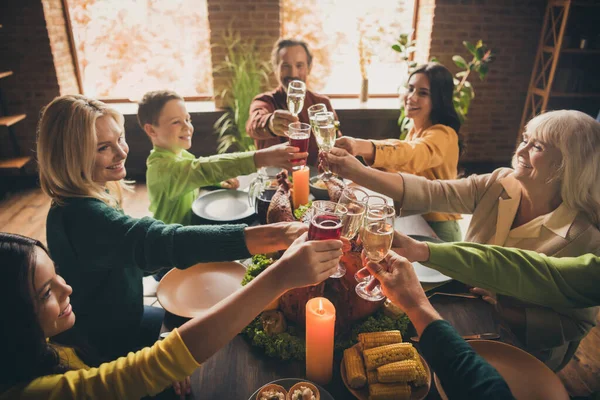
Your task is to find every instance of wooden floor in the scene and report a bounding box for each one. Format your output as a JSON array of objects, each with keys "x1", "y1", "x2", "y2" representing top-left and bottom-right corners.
[{"x1": 0, "y1": 184, "x2": 598, "y2": 396}]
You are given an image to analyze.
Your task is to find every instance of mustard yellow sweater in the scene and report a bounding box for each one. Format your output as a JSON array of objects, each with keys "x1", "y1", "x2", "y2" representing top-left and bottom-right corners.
[
  {"x1": 1, "y1": 329, "x2": 199, "y2": 399},
  {"x1": 370, "y1": 124, "x2": 461, "y2": 222}
]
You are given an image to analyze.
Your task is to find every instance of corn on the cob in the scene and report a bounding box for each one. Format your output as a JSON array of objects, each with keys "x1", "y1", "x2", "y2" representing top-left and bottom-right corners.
[
  {"x1": 367, "y1": 370, "x2": 379, "y2": 384},
  {"x1": 363, "y1": 342, "x2": 414, "y2": 371},
  {"x1": 410, "y1": 347, "x2": 428, "y2": 386},
  {"x1": 343, "y1": 346, "x2": 367, "y2": 389},
  {"x1": 368, "y1": 383, "x2": 411, "y2": 400},
  {"x1": 358, "y1": 330, "x2": 403, "y2": 350},
  {"x1": 376, "y1": 359, "x2": 418, "y2": 383}
]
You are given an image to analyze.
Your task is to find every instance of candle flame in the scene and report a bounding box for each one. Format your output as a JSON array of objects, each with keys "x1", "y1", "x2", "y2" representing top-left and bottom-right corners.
[{"x1": 317, "y1": 298, "x2": 325, "y2": 315}]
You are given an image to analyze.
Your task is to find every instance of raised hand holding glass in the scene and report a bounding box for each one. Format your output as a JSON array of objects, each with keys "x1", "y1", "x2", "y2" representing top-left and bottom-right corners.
[{"x1": 355, "y1": 203, "x2": 395, "y2": 301}]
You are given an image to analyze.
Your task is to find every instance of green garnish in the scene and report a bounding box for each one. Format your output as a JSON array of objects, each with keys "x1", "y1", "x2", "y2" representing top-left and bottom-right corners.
[
  {"x1": 241, "y1": 254, "x2": 275, "y2": 286},
  {"x1": 293, "y1": 200, "x2": 313, "y2": 220}
]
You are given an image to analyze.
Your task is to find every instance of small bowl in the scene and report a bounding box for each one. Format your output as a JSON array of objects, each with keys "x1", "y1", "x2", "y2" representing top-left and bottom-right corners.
[
  {"x1": 287, "y1": 382, "x2": 320, "y2": 400},
  {"x1": 256, "y1": 383, "x2": 287, "y2": 400},
  {"x1": 309, "y1": 176, "x2": 329, "y2": 200}
]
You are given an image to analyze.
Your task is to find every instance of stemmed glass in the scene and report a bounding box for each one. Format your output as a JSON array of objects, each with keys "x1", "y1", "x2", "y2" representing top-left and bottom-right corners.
[
  {"x1": 312, "y1": 111, "x2": 336, "y2": 181},
  {"x1": 355, "y1": 203, "x2": 395, "y2": 301},
  {"x1": 308, "y1": 202, "x2": 348, "y2": 278},
  {"x1": 288, "y1": 122, "x2": 311, "y2": 170},
  {"x1": 287, "y1": 80, "x2": 306, "y2": 117},
  {"x1": 334, "y1": 187, "x2": 369, "y2": 277}
]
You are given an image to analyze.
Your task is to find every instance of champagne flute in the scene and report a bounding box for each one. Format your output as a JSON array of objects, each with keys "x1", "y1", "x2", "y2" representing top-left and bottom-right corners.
[
  {"x1": 355, "y1": 204, "x2": 395, "y2": 301},
  {"x1": 310, "y1": 201, "x2": 349, "y2": 278},
  {"x1": 313, "y1": 111, "x2": 336, "y2": 181},
  {"x1": 287, "y1": 80, "x2": 306, "y2": 117},
  {"x1": 288, "y1": 122, "x2": 311, "y2": 170},
  {"x1": 307, "y1": 103, "x2": 327, "y2": 128}
]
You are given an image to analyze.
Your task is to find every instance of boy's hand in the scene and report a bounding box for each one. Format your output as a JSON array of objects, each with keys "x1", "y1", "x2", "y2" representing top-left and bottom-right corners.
[
  {"x1": 220, "y1": 178, "x2": 240, "y2": 190},
  {"x1": 254, "y1": 143, "x2": 308, "y2": 171},
  {"x1": 274, "y1": 232, "x2": 343, "y2": 288},
  {"x1": 268, "y1": 110, "x2": 298, "y2": 137}
]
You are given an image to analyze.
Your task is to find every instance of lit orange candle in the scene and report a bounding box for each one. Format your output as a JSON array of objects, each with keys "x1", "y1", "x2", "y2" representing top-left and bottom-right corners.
[
  {"x1": 292, "y1": 166, "x2": 310, "y2": 209},
  {"x1": 306, "y1": 297, "x2": 335, "y2": 385}
]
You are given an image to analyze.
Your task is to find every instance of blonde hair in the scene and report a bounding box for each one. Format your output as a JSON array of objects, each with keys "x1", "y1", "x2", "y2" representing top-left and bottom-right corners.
[
  {"x1": 37, "y1": 95, "x2": 132, "y2": 207},
  {"x1": 513, "y1": 110, "x2": 600, "y2": 227}
]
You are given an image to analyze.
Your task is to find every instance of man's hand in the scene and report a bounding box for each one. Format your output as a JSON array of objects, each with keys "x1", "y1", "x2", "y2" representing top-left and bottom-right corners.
[
  {"x1": 254, "y1": 143, "x2": 308, "y2": 171},
  {"x1": 268, "y1": 110, "x2": 299, "y2": 137},
  {"x1": 365, "y1": 251, "x2": 442, "y2": 335},
  {"x1": 335, "y1": 137, "x2": 375, "y2": 163}
]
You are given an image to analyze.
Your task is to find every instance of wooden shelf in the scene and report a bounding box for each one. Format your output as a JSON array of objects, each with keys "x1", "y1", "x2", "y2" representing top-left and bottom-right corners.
[
  {"x1": 0, "y1": 156, "x2": 32, "y2": 170},
  {"x1": 0, "y1": 71, "x2": 14, "y2": 80},
  {"x1": 543, "y1": 46, "x2": 600, "y2": 54},
  {"x1": 0, "y1": 114, "x2": 26, "y2": 127}
]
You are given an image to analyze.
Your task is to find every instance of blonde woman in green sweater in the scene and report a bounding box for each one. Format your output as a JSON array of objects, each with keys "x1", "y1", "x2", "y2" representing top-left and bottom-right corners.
[
  {"x1": 0, "y1": 232, "x2": 343, "y2": 399},
  {"x1": 36, "y1": 95, "x2": 309, "y2": 362}
]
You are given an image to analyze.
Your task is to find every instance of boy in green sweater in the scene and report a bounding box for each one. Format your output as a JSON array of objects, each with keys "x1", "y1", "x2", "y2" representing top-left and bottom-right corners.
[{"x1": 138, "y1": 90, "x2": 306, "y2": 226}]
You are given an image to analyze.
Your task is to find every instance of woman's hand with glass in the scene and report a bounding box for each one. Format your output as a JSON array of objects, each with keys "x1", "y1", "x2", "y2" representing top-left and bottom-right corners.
[
  {"x1": 334, "y1": 137, "x2": 376, "y2": 164},
  {"x1": 308, "y1": 201, "x2": 348, "y2": 278},
  {"x1": 319, "y1": 147, "x2": 367, "y2": 183}
]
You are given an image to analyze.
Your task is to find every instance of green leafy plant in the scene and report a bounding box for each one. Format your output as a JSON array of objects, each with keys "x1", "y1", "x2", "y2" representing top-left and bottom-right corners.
[
  {"x1": 391, "y1": 33, "x2": 417, "y2": 136},
  {"x1": 393, "y1": 38, "x2": 496, "y2": 137},
  {"x1": 213, "y1": 28, "x2": 271, "y2": 153}
]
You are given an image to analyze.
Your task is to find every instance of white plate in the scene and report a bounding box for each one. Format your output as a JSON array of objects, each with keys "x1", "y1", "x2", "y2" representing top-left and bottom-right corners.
[
  {"x1": 157, "y1": 261, "x2": 246, "y2": 318},
  {"x1": 192, "y1": 189, "x2": 255, "y2": 222},
  {"x1": 412, "y1": 261, "x2": 452, "y2": 283}
]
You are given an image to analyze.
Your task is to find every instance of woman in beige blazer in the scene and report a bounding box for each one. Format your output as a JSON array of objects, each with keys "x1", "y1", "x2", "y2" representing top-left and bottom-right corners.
[{"x1": 323, "y1": 110, "x2": 600, "y2": 370}]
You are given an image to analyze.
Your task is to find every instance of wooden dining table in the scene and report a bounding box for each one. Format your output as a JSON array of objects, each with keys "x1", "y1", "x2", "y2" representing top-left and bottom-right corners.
[{"x1": 159, "y1": 213, "x2": 521, "y2": 400}]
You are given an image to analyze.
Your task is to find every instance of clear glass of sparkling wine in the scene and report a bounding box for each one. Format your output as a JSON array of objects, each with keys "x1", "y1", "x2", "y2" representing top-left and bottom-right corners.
[
  {"x1": 313, "y1": 111, "x2": 336, "y2": 181},
  {"x1": 355, "y1": 203, "x2": 395, "y2": 301},
  {"x1": 334, "y1": 187, "x2": 369, "y2": 277},
  {"x1": 287, "y1": 80, "x2": 306, "y2": 117}
]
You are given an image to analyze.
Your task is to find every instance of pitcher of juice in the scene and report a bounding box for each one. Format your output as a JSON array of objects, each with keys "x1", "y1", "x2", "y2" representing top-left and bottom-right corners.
[{"x1": 248, "y1": 167, "x2": 281, "y2": 224}]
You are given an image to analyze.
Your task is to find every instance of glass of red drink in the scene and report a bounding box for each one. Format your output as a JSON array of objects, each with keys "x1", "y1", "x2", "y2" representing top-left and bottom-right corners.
[
  {"x1": 288, "y1": 122, "x2": 311, "y2": 170},
  {"x1": 309, "y1": 201, "x2": 348, "y2": 278}
]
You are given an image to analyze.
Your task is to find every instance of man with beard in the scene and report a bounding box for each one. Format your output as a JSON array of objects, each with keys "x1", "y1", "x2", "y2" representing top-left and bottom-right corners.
[{"x1": 246, "y1": 39, "x2": 340, "y2": 166}]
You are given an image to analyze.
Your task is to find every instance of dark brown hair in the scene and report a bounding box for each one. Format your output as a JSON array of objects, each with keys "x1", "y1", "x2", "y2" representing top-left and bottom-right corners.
[
  {"x1": 271, "y1": 38, "x2": 313, "y2": 69},
  {"x1": 136, "y1": 90, "x2": 184, "y2": 128}
]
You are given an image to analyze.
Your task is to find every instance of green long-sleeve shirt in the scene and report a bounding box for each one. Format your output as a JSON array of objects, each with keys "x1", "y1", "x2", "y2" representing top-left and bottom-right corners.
[
  {"x1": 426, "y1": 242, "x2": 600, "y2": 308},
  {"x1": 420, "y1": 320, "x2": 514, "y2": 399},
  {"x1": 46, "y1": 197, "x2": 251, "y2": 359},
  {"x1": 146, "y1": 146, "x2": 257, "y2": 225}
]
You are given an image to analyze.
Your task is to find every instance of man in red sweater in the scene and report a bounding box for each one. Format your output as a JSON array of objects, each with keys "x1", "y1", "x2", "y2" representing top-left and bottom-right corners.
[{"x1": 246, "y1": 38, "x2": 340, "y2": 166}]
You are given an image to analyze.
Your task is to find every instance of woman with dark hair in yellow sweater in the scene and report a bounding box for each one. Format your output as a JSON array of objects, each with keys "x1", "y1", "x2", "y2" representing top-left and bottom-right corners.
[
  {"x1": 0, "y1": 232, "x2": 343, "y2": 399},
  {"x1": 334, "y1": 63, "x2": 464, "y2": 242}
]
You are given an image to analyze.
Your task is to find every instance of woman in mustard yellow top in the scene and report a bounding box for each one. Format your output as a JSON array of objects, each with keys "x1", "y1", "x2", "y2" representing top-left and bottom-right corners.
[
  {"x1": 335, "y1": 63, "x2": 463, "y2": 242},
  {"x1": 0, "y1": 232, "x2": 343, "y2": 399}
]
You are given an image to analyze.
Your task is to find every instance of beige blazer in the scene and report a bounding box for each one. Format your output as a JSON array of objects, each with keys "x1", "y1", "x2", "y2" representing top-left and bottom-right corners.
[{"x1": 400, "y1": 167, "x2": 600, "y2": 370}]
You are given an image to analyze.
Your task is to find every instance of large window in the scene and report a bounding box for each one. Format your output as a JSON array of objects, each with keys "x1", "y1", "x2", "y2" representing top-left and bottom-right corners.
[
  {"x1": 65, "y1": 0, "x2": 213, "y2": 99},
  {"x1": 281, "y1": 0, "x2": 415, "y2": 96}
]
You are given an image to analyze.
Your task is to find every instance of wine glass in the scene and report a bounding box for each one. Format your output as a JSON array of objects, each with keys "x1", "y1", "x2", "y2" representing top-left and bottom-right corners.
[
  {"x1": 313, "y1": 111, "x2": 336, "y2": 181},
  {"x1": 287, "y1": 80, "x2": 306, "y2": 117},
  {"x1": 355, "y1": 203, "x2": 395, "y2": 301},
  {"x1": 310, "y1": 201, "x2": 348, "y2": 278},
  {"x1": 307, "y1": 103, "x2": 327, "y2": 126},
  {"x1": 288, "y1": 122, "x2": 311, "y2": 171}
]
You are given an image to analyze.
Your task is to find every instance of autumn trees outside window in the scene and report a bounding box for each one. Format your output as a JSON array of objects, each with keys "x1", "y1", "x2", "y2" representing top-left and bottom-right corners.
[{"x1": 65, "y1": 0, "x2": 415, "y2": 100}]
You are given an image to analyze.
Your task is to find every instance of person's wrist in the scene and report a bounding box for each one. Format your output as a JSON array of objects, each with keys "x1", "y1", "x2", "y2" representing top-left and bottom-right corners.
[
  {"x1": 404, "y1": 301, "x2": 442, "y2": 336},
  {"x1": 414, "y1": 242, "x2": 431, "y2": 262},
  {"x1": 253, "y1": 149, "x2": 265, "y2": 168},
  {"x1": 267, "y1": 114, "x2": 277, "y2": 137}
]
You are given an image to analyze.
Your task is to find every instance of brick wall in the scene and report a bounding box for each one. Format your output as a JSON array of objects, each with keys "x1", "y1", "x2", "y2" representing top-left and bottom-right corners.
[
  {"x1": 41, "y1": 0, "x2": 79, "y2": 96},
  {"x1": 0, "y1": 0, "x2": 62, "y2": 164},
  {"x1": 427, "y1": 0, "x2": 545, "y2": 163},
  {"x1": 207, "y1": 0, "x2": 280, "y2": 108}
]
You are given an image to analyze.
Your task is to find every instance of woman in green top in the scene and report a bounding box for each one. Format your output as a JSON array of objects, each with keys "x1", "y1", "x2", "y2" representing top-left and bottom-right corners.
[{"x1": 36, "y1": 95, "x2": 307, "y2": 361}]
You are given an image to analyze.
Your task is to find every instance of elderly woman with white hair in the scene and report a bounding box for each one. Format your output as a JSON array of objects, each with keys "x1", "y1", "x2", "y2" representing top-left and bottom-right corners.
[{"x1": 324, "y1": 109, "x2": 600, "y2": 371}]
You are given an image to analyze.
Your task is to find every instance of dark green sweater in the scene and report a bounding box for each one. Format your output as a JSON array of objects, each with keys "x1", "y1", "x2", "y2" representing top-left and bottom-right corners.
[
  {"x1": 420, "y1": 320, "x2": 514, "y2": 399},
  {"x1": 46, "y1": 197, "x2": 251, "y2": 358}
]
